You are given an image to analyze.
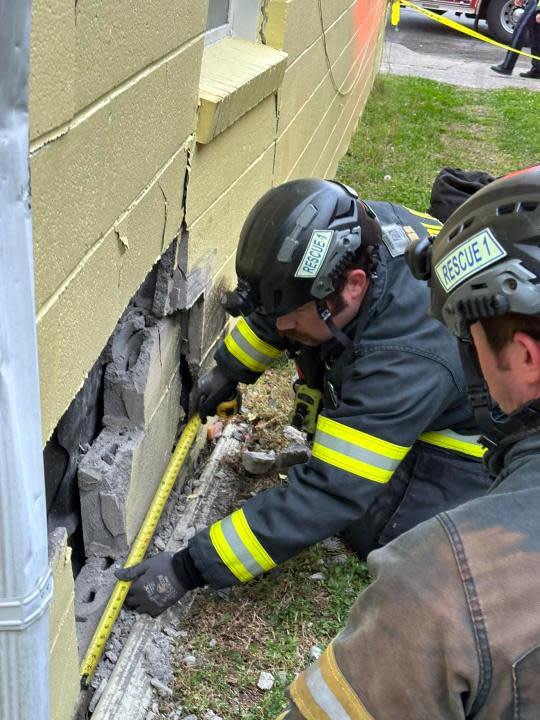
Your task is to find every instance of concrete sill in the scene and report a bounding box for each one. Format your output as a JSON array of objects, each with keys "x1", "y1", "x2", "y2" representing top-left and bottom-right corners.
[{"x1": 196, "y1": 37, "x2": 287, "y2": 144}]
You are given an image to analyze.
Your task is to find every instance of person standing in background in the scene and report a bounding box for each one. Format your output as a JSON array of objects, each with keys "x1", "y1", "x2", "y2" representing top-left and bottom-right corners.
[{"x1": 491, "y1": 0, "x2": 540, "y2": 79}]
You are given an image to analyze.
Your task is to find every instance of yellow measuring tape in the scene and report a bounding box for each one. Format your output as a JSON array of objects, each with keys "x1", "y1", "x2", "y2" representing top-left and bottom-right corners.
[
  {"x1": 391, "y1": 0, "x2": 540, "y2": 61},
  {"x1": 80, "y1": 414, "x2": 202, "y2": 687}
]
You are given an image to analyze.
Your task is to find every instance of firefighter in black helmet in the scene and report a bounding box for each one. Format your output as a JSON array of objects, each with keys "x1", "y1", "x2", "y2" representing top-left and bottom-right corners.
[
  {"x1": 118, "y1": 179, "x2": 492, "y2": 616},
  {"x1": 278, "y1": 166, "x2": 540, "y2": 719}
]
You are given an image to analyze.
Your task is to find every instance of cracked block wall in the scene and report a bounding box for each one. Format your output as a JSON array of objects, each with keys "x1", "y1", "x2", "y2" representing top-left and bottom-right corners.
[
  {"x1": 30, "y1": 2, "x2": 385, "y2": 716},
  {"x1": 32, "y1": 0, "x2": 386, "y2": 445}
]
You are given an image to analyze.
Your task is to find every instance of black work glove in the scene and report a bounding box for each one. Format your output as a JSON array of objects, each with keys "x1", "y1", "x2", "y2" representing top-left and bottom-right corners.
[
  {"x1": 115, "y1": 552, "x2": 188, "y2": 617},
  {"x1": 190, "y1": 365, "x2": 238, "y2": 422}
]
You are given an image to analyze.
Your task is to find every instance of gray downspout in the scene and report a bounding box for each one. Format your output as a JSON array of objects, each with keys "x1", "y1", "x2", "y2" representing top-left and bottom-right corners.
[{"x1": 0, "y1": 1, "x2": 53, "y2": 718}]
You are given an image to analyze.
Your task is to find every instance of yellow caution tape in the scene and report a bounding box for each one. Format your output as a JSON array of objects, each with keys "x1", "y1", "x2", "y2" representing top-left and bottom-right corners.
[
  {"x1": 393, "y1": 0, "x2": 540, "y2": 62},
  {"x1": 391, "y1": 0, "x2": 401, "y2": 26},
  {"x1": 80, "y1": 414, "x2": 202, "y2": 687}
]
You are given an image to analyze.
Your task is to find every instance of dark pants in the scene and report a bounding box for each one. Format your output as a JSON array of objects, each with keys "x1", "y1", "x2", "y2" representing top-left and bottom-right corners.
[
  {"x1": 499, "y1": 1, "x2": 540, "y2": 74},
  {"x1": 341, "y1": 443, "x2": 492, "y2": 560}
]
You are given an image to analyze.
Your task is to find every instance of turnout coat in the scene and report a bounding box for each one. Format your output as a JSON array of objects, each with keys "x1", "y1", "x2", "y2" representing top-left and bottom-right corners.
[{"x1": 188, "y1": 201, "x2": 491, "y2": 588}]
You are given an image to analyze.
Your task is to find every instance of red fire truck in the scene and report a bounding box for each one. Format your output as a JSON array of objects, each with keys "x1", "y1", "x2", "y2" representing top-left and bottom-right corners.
[{"x1": 415, "y1": 0, "x2": 524, "y2": 44}]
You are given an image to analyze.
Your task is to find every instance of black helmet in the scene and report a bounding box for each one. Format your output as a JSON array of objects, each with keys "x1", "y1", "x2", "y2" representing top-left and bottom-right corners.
[
  {"x1": 408, "y1": 165, "x2": 540, "y2": 338},
  {"x1": 407, "y1": 165, "x2": 540, "y2": 444},
  {"x1": 222, "y1": 179, "x2": 381, "y2": 318}
]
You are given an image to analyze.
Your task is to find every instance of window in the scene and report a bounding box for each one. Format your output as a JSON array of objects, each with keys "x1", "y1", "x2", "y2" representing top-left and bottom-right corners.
[{"x1": 205, "y1": 0, "x2": 260, "y2": 45}]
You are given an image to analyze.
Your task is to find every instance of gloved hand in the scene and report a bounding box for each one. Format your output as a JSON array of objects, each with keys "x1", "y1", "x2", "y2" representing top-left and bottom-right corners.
[
  {"x1": 190, "y1": 365, "x2": 238, "y2": 422},
  {"x1": 115, "y1": 552, "x2": 188, "y2": 617}
]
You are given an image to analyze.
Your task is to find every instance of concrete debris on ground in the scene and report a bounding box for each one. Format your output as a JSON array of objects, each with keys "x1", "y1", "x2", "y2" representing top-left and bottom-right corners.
[
  {"x1": 203, "y1": 711, "x2": 223, "y2": 720},
  {"x1": 275, "y1": 443, "x2": 310, "y2": 470},
  {"x1": 88, "y1": 679, "x2": 107, "y2": 714},
  {"x1": 309, "y1": 572, "x2": 325, "y2": 581},
  {"x1": 276, "y1": 670, "x2": 288, "y2": 686},
  {"x1": 257, "y1": 671, "x2": 275, "y2": 690},
  {"x1": 182, "y1": 654, "x2": 197, "y2": 667},
  {"x1": 166, "y1": 710, "x2": 183, "y2": 720},
  {"x1": 150, "y1": 677, "x2": 173, "y2": 697},
  {"x1": 241, "y1": 449, "x2": 276, "y2": 475},
  {"x1": 283, "y1": 425, "x2": 307, "y2": 444}
]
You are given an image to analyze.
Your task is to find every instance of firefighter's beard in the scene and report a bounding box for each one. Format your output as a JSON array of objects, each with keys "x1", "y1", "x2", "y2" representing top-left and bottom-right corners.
[{"x1": 280, "y1": 331, "x2": 320, "y2": 346}]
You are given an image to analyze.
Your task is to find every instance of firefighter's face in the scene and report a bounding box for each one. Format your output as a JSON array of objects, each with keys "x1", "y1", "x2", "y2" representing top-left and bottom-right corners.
[
  {"x1": 275, "y1": 301, "x2": 332, "y2": 345},
  {"x1": 275, "y1": 269, "x2": 369, "y2": 346},
  {"x1": 470, "y1": 321, "x2": 540, "y2": 414}
]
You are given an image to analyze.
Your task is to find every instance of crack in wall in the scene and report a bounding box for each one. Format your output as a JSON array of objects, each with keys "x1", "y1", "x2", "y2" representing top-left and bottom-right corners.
[
  {"x1": 259, "y1": 0, "x2": 271, "y2": 44},
  {"x1": 157, "y1": 182, "x2": 168, "y2": 254}
]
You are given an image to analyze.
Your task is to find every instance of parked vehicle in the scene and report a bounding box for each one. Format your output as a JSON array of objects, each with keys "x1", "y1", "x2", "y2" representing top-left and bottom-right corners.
[{"x1": 416, "y1": 0, "x2": 524, "y2": 44}]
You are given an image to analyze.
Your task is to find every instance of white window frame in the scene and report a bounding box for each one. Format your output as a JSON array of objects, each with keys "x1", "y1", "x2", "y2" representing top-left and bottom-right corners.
[{"x1": 205, "y1": 0, "x2": 260, "y2": 46}]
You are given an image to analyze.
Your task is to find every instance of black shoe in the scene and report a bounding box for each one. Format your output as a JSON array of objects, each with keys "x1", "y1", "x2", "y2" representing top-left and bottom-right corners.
[
  {"x1": 520, "y1": 70, "x2": 540, "y2": 79},
  {"x1": 491, "y1": 64, "x2": 512, "y2": 75}
]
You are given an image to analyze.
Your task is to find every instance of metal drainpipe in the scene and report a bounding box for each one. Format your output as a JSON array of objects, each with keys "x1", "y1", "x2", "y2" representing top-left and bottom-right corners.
[{"x1": 0, "y1": 1, "x2": 53, "y2": 718}]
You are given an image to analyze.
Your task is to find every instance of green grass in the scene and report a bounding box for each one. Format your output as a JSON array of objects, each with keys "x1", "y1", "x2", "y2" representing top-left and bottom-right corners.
[
  {"x1": 166, "y1": 74, "x2": 540, "y2": 719},
  {"x1": 164, "y1": 545, "x2": 369, "y2": 719},
  {"x1": 337, "y1": 75, "x2": 540, "y2": 210}
]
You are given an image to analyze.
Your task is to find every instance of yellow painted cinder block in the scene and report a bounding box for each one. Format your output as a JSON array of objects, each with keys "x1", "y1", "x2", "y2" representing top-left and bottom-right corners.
[
  {"x1": 187, "y1": 95, "x2": 277, "y2": 225},
  {"x1": 316, "y1": 13, "x2": 385, "y2": 178},
  {"x1": 75, "y1": 0, "x2": 207, "y2": 111},
  {"x1": 274, "y1": 73, "x2": 341, "y2": 183},
  {"x1": 38, "y1": 145, "x2": 189, "y2": 442},
  {"x1": 126, "y1": 371, "x2": 182, "y2": 544},
  {"x1": 31, "y1": 38, "x2": 202, "y2": 312},
  {"x1": 200, "y1": 252, "x2": 237, "y2": 365},
  {"x1": 316, "y1": 49, "x2": 381, "y2": 179},
  {"x1": 48, "y1": 529, "x2": 79, "y2": 720},
  {"x1": 186, "y1": 145, "x2": 275, "y2": 276},
  {"x1": 197, "y1": 38, "x2": 287, "y2": 144},
  {"x1": 30, "y1": 0, "x2": 75, "y2": 140},
  {"x1": 277, "y1": 0, "x2": 373, "y2": 131},
  {"x1": 294, "y1": 70, "x2": 369, "y2": 182},
  {"x1": 265, "y1": 0, "x2": 318, "y2": 62},
  {"x1": 291, "y1": 43, "x2": 378, "y2": 180}
]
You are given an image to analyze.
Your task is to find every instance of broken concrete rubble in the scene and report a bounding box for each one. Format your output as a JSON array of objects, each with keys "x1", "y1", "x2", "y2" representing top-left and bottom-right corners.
[
  {"x1": 275, "y1": 443, "x2": 310, "y2": 470},
  {"x1": 241, "y1": 448, "x2": 276, "y2": 475},
  {"x1": 153, "y1": 237, "x2": 212, "y2": 317},
  {"x1": 75, "y1": 556, "x2": 123, "y2": 657},
  {"x1": 78, "y1": 309, "x2": 185, "y2": 560},
  {"x1": 88, "y1": 427, "x2": 243, "y2": 719}
]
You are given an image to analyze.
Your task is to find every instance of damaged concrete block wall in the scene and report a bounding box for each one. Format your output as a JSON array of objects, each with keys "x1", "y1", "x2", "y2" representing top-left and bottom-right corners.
[{"x1": 29, "y1": 1, "x2": 387, "y2": 717}]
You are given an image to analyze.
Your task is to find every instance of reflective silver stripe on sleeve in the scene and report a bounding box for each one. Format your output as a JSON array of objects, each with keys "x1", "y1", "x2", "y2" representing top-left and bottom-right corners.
[
  {"x1": 220, "y1": 515, "x2": 265, "y2": 578},
  {"x1": 304, "y1": 663, "x2": 352, "y2": 720},
  {"x1": 314, "y1": 430, "x2": 399, "y2": 473},
  {"x1": 229, "y1": 324, "x2": 277, "y2": 368}
]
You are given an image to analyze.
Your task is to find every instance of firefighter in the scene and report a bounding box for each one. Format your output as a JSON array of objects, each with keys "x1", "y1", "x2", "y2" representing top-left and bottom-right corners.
[
  {"x1": 278, "y1": 166, "x2": 540, "y2": 719},
  {"x1": 117, "y1": 179, "x2": 491, "y2": 616},
  {"x1": 491, "y1": 0, "x2": 540, "y2": 79}
]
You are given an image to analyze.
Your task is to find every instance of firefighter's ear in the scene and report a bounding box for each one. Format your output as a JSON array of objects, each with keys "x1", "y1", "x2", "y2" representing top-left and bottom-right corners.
[
  {"x1": 512, "y1": 332, "x2": 540, "y2": 387},
  {"x1": 344, "y1": 269, "x2": 368, "y2": 302}
]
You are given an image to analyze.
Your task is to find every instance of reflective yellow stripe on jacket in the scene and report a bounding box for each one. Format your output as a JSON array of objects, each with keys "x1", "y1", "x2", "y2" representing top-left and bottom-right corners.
[
  {"x1": 224, "y1": 318, "x2": 283, "y2": 373},
  {"x1": 312, "y1": 416, "x2": 410, "y2": 483},
  {"x1": 419, "y1": 429, "x2": 487, "y2": 458},
  {"x1": 209, "y1": 508, "x2": 276, "y2": 583},
  {"x1": 290, "y1": 643, "x2": 374, "y2": 720},
  {"x1": 404, "y1": 206, "x2": 442, "y2": 236}
]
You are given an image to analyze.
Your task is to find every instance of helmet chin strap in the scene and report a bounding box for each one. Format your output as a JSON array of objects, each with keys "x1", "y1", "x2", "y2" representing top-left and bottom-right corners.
[
  {"x1": 459, "y1": 339, "x2": 540, "y2": 449},
  {"x1": 316, "y1": 300, "x2": 352, "y2": 348}
]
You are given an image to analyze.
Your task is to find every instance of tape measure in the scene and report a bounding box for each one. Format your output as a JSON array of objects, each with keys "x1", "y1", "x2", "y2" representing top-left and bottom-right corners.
[
  {"x1": 392, "y1": 0, "x2": 540, "y2": 61},
  {"x1": 80, "y1": 414, "x2": 202, "y2": 687},
  {"x1": 216, "y1": 391, "x2": 242, "y2": 418}
]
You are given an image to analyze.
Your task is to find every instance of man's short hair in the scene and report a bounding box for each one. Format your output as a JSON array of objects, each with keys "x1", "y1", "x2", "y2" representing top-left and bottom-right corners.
[{"x1": 480, "y1": 314, "x2": 540, "y2": 353}]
